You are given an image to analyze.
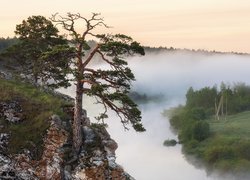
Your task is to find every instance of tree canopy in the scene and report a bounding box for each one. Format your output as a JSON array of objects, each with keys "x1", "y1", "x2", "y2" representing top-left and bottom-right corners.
[
  {"x1": 5, "y1": 13, "x2": 145, "y2": 154},
  {"x1": 47, "y1": 13, "x2": 145, "y2": 153},
  {"x1": 0, "y1": 37, "x2": 18, "y2": 52},
  {"x1": 3, "y1": 16, "x2": 72, "y2": 88}
]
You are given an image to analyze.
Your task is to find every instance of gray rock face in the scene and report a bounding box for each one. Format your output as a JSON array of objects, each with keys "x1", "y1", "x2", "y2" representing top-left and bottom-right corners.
[
  {"x1": 0, "y1": 71, "x2": 12, "y2": 80},
  {"x1": 0, "y1": 101, "x2": 24, "y2": 123},
  {"x1": 69, "y1": 122, "x2": 134, "y2": 180},
  {"x1": 0, "y1": 153, "x2": 38, "y2": 180},
  {"x1": 0, "y1": 106, "x2": 134, "y2": 180},
  {"x1": 0, "y1": 133, "x2": 9, "y2": 152}
]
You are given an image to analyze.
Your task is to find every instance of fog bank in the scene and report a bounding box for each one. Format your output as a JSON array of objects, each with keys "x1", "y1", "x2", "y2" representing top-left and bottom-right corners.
[
  {"x1": 129, "y1": 51, "x2": 250, "y2": 99},
  {"x1": 60, "y1": 50, "x2": 250, "y2": 180},
  {"x1": 110, "y1": 51, "x2": 250, "y2": 180}
]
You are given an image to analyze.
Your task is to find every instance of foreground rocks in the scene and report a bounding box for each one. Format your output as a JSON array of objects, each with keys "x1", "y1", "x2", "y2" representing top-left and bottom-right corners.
[
  {"x1": 0, "y1": 101, "x2": 24, "y2": 123},
  {"x1": 0, "y1": 104, "x2": 134, "y2": 179}
]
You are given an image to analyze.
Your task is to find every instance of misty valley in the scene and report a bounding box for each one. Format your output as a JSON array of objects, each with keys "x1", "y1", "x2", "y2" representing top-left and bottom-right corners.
[
  {"x1": 1, "y1": 36, "x2": 250, "y2": 179},
  {"x1": 57, "y1": 48, "x2": 250, "y2": 180},
  {"x1": 163, "y1": 83, "x2": 250, "y2": 178},
  {"x1": 1, "y1": 1, "x2": 250, "y2": 179}
]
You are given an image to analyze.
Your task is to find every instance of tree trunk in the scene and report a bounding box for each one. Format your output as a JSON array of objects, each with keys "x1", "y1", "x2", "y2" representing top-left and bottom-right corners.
[{"x1": 73, "y1": 80, "x2": 83, "y2": 154}]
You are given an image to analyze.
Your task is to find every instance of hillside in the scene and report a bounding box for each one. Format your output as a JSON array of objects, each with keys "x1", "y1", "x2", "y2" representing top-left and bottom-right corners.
[
  {"x1": 201, "y1": 112, "x2": 250, "y2": 172},
  {"x1": 0, "y1": 76, "x2": 134, "y2": 179},
  {"x1": 0, "y1": 77, "x2": 72, "y2": 158},
  {"x1": 164, "y1": 84, "x2": 250, "y2": 177},
  {"x1": 209, "y1": 111, "x2": 250, "y2": 139}
]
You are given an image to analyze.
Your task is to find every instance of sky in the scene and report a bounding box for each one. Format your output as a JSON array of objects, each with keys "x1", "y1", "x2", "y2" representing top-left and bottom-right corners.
[{"x1": 1, "y1": 0, "x2": 250, "y2": 53}]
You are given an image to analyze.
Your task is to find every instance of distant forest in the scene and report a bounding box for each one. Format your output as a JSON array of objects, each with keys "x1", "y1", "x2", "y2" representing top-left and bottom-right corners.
[
  {"x1": 165, "y1": 83, "x2": 250, "y2": 173},
  {"x1": 144, "y1": 46, "x2": 249, "y2": 55},
  {"x1": 0, "y1": 37, "x2": 248, "y2": 56},
  {"x1": 0, "y1": 37, "x2": 18, "y2": 52},
  {"x1": 169, "y1": 82, "x2": 250, "y2": 139}
]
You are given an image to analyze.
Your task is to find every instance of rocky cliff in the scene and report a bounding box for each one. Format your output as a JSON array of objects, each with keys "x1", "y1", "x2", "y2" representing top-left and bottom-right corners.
[{"x1": 0, "y1": 82, "x2": 134, "y2": 179}]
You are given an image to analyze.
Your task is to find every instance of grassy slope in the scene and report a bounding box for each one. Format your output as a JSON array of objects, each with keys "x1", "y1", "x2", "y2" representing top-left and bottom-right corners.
[
  {"x1": 209, "y1": 111, "x2": 250, "y2": 138},
  {"x1": 0, "y1": 77, "x2": 72, "y2": 159},
  {"x1": 186, "y1": 112, "x2": 250, "y2": 173}
]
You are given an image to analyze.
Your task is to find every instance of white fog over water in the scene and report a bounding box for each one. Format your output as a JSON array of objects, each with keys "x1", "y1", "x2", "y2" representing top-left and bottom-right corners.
[{"x1": 59, "y1": 50, "x2": 250, "y2": 180}]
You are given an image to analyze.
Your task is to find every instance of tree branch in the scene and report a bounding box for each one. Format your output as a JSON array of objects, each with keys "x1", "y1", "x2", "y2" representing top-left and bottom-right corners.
[{"x1": 82, "y1": 44, "x2": 100, "y2": 68}]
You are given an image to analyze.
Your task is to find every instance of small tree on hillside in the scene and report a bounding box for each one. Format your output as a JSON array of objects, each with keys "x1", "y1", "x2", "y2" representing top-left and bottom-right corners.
[
  {"x1": 3, "y1": 16, "x2": 72, "y2": 88},
  {"x1": 49, "y1": 13, "x2": 145, "y2": 154}
]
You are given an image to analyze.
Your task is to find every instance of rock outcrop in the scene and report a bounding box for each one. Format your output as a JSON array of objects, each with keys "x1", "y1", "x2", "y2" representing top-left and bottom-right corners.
[
  {"x1": 70, "y1": 124, "x2": 133, "y2": 180},
  {"x1": 0, "y1": 101, "x2": 24, "y2": 123},
  {"x1": 0, "y1": 101, "x2": 134, "y2": 179}
]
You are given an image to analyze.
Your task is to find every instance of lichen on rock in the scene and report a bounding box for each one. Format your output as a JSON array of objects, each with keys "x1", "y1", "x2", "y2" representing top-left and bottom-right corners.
[
  {"x1": 0, "y1": 103, "x2": 135, "y2": 179},
  {"x1": 0, "y1": 101, "x2": 24, "y2": 123}
]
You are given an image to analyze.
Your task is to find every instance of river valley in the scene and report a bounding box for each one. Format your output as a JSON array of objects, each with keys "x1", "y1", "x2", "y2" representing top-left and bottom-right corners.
[{"x1": 60, "y1": 50, "x2": 250, "y2": 180}]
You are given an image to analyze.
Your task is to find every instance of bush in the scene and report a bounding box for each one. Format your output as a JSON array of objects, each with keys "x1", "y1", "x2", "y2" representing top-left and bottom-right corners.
[
  {"x1": 236, "y1": 141, "x2": 250, "y2": 160},
  {"x1": 183, "y1": 139, "x2": 199, "y2": 154},
  {"x1": 190, "y1": 107, "x2": 206, "y2": 120},
  {"x1": 192, "y1": 121, "x2": 210, "y2": 141},
  {"x1": 204, "y1": 146, "x2": 235, "y2": 164},
  {"x1": 169, "y1": 115, "x2": 182, "y2": 130},
  {"x1": 179, "y1": 121, "x2": 195, "y2": 142},
  {"x1": 163, "y1": 139, "x2": 177, "y2": 146}
]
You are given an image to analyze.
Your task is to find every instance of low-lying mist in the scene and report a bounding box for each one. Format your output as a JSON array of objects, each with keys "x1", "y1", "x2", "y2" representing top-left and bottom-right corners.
[
  {"x1": 129, "y1": 50, "x2": 250, "y2": 99},
  {"x1": 60, "y1": 50, "x2": 250, "y2": 180},
  {"x1": 114, "y1": 51, "x2": 250, "y2": 180}
]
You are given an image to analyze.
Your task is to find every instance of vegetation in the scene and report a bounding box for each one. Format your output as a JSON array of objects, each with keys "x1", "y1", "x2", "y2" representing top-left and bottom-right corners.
[
  {"x1": 163, "y1": 139, "x2": 177, "y2": 146},
  {"x1": 144, "y1": 46, "x2": 250, "y2": 56},
  {"x1": 0, "y1": 77, "x2": 72, "y2": 159},
  {"x1": 0, "y1": 37, "x2": 18, "y2": 52},
  {"x1": 164, "y1": 83, "x2": 250, "y2": 173},
  {"x1": 128, "y1": 91, "x2": 163, "y2": 104},
  {"x1": 2, "y1": 16, "x2": 73, "y2": 87},
  {"x1": 48, "y1": 13, "x2": 145, "y2": 153},
  {"x1": 3, "y1": 13, "x2": 145, "y2": 155}
]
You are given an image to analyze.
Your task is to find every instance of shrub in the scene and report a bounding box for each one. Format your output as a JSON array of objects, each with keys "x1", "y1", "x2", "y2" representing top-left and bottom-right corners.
[
  {"x1": 169, "y1": 115, "x2": 182, "y2": 130},
  {"x1": 190, "y1": 107, "x2": 206, "y2": 120},
  {"x1": 183, "y1": 139, "x2": 199, "y2": 154},
  {"x1": 236, "y1": 141, "x2": 250, "y2": 160},
  {"x1": 179, "y1": 121, "x2": 195, "y2": 142},
  {"x1": 163, "y1": 139, "x2": 177, "y2": 146},
  {"x1": 192, "y1": 121, "x2": 210, "y2": 141},
  {"x1": 204, "y1": 146, "x2": 235, "y2": 164}
]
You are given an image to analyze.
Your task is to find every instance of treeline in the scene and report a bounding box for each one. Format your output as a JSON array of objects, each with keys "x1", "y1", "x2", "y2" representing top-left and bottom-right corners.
[
  {"x1": 186, "y1": 83, "x2": 250, "y2": 116},
  {"x1": 165, "y1": 83, "x2": 250, "y2": 173},
  {"x1": 169, "y1": 83, "x2": 250, "y2": 142},
  {"x1": 0, "y1": 37, "x2": 18, "y2": 52},
  {"x1": 0, "y1": 37, "x2": 18, "y2": 63},
  {"x1": 144, "y1": 46, "x2": 249, "y2": 56}
]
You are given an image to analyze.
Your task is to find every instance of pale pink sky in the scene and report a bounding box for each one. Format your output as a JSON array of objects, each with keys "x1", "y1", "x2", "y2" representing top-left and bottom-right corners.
[{"x1": 1, "y1": 0, "x2": 250, "y2": 53}]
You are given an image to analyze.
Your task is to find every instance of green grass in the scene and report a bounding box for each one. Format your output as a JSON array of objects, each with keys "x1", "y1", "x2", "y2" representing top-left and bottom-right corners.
[
  {"x1": 209, "y1": 111, "x2": 250, "y2": 139},
  {"x1": 190, "y1": 112, "x2": 250, "y2": 173},
  {"x1": 166, "y1": 106, "x2": 250, "y2": 174},
  {"x1": 0, "y1": 77, "x2": 72, "y2": 159}
]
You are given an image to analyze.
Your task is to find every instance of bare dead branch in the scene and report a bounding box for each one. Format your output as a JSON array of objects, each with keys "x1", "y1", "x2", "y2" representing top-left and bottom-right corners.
[{"x1": 82, "y1": 44, "x2": 100, "y2": 68}]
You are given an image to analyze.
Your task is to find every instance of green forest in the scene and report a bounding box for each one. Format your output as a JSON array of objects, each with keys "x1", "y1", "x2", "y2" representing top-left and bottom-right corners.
[
  {"x1": 0, "y1": 37, "x2": 18, "y2": 52},
  {"x1": 164, "y1": 83, "x2": 250, "y2": 174}
]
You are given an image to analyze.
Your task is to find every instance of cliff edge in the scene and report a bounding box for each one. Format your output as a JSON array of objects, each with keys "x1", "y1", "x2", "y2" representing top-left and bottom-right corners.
[{"x1": 0, "y1": 74, "x2": 134, "y2": 180}]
